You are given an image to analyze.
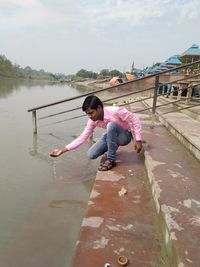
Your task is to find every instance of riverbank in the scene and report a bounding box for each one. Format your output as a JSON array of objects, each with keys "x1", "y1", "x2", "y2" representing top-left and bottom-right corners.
[
  {"x1": 69, "y1": 78, "x2": 136, "y2": 106},
  {"x1": 69, "y1": 78, "x2": 110, "y2": 90}
]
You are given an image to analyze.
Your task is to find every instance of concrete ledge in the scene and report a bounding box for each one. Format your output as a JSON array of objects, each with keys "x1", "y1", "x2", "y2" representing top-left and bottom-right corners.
[
  {"x1": 143, "y1": 122, "x2": 200, "y2": 267},
  {"x1": 71, "y1": 100, "x2": 200, "y2": 267},
  {"x1": 158, "y1": 96, "x2": 200, "y2": 122},
  {"x1": 143, "y1": 98, "x2": 200, "y2": 161},
  {"x1": 159, "y1": 113, "x2": 200, "y2": 161},
  {"x1": 72, "y1": 144, "x2": 168, "y2": 267}
]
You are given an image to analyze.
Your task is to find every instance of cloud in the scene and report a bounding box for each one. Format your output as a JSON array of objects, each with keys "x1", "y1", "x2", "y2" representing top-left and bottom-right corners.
[
  {"x1": 0, "y1": 0, "x2": 77, "y2": 32},
  {"x1": 0, "y1": 0, "x2": 199, "y2": 73},
  {"x1": 177, "y1": 0, "x2": 200, "y2": 22},
  {"x1": 1, "y1": 0, "x2": 199, "y2": 34},
  {"x1": 0, "y1": 0, "x2": 50, "y2": 30},
  {"x1": 77, "y1": 0, "x2": 200, "y2": 30},
  {"x1": 78, "y1": 0, "x2": 173, "y2": 28},
  {"x1": 0, "y1": 0, "x2": 200, "y2": 30}
]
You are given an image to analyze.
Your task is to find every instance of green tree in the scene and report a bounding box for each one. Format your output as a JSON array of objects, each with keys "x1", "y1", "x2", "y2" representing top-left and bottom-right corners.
[
  {"x1": 76, "y1": 69, "x2": 98, "y2": 79},
  {"x1": 99, "y1": 69, "x2": 109, "y2": 79},
  {"x1": 109, "y1": 69, "x2": 123, "y2": 78},
  {"x1": 0, "y1": 55, "x2": 13, "y2": 76}
]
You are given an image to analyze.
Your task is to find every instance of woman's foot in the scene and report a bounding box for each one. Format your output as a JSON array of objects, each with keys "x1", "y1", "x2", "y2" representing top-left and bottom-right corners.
[{"x1": 98, "y1": 159, "x2": 116, "y2": 171}]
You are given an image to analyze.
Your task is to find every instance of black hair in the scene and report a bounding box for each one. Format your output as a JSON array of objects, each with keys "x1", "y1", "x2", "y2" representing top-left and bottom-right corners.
[{"x1": 82, "y1": 95, "x2": 103, "y2": 111}]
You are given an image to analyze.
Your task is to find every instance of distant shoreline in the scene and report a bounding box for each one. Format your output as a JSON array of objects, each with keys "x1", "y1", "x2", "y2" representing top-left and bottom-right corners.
[{"x1": 69, "y1": 78, "x2": 110, "y2": 90}]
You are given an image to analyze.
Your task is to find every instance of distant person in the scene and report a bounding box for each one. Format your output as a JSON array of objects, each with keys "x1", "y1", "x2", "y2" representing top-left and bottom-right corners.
[{"x1": 50, "y1": 95, "x2": 142, "y2": 171}]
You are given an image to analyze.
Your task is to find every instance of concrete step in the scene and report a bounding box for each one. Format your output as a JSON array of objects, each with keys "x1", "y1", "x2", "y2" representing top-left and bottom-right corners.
[
  {"x1": 71, "y1": 101, "x2": 200, "y2": 267},
  {"x1": 142, "y1": 119, "x2": 200, "y2": 267},
  {"x1": 131, "y1": 101, "x2": 200, "y2": 266},
  {"x1": 158, "y1": 96, "x2": 200, "y2": 122},
  {"x1": 143, "y1": 98, "x2": 200, "y2": 161},
  {"x1": 72, "y1": 144, "x2": 169, "y2": 267}
]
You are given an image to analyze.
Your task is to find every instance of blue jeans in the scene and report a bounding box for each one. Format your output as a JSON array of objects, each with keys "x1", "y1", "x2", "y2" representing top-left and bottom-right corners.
[{"x1": 87, "y1": 122, "x2": 132, "y2": 161}]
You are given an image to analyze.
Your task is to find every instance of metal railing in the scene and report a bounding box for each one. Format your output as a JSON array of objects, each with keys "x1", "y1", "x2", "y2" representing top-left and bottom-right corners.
[{"x1": 28, "y1": 59, "x2": 200, "y2": 134}]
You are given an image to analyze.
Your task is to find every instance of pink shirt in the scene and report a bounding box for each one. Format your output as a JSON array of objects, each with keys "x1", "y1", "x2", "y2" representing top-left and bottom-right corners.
[{"x1": 66, "y1": 106, "x2": 142, "y2": 151}]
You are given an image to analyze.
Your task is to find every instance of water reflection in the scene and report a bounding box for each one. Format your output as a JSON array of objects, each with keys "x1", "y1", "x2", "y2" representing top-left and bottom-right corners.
[
  {"x1": 49, "y1": 199, "x2": 87, "y2": 209},
  {"x1": 0, "y1": 77, "x2": 59, "y2": 99},
  {"x1": 0, "y1": 78, "x2": 98, "y2": 267},
  {"x1": 30, "y1": 131, "x2": 98, "y2": 186}
]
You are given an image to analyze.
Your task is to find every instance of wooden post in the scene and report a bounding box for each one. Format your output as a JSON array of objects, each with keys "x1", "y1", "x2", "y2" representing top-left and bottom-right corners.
[{"x1": 32, "y1": 110, "x2": 37, "y2": 134}]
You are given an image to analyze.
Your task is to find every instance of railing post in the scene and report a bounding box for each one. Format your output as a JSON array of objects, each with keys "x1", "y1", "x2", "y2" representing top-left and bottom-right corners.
[
  {"x1": 185, "y1": 84, "x2": 192, "y2": 105},
  {"x1": 170, "y1": 86, "x2": 174, "y2": 100},
  {"x1": 152, "y1": 75, "x2": 159, "y2": 114},
  {"x1": 32, "y1": 110, "x2": 37, "y2": 134},
  {"x1": 177, "y1": 85, "x2": 182, "y2": 100}
]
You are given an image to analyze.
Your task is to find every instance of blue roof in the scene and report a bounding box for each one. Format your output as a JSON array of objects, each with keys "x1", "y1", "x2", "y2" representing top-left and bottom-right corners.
[
  {"x1": 145, "y1": 66, "x2": 160, "y2": 74},
  {"x1": 153, "y1": 56, "x2": 181, "y2": 73},
  {"x1": 143, "y1": 54, "x2": 183, "y2": 75},
  {"x1": 165, "y1": 55, "x2": 182, "y2": 65},
  {"x1": 159, "y1": 63, "x2": 169, "y2": 67},
  {"x1": 181, "y1": 44, "x2": 200, "y2": 56}
]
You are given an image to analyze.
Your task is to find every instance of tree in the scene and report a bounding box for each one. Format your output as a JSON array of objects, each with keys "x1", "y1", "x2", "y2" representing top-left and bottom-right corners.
[
  {"x1": 76, "y1": 69, "x2": 98, "y2": 79},
  {"x1": 0, "y1": 55, "x2": 13, "y2": 75},
  {"x1": 99, "y1": 69, "x2": 109, "y2": 79},
  {"x1": 0, "y1": 54, "x2": 68, "y2": 81},
  {"x1": 109, "y1": 69, "x2": 123, "y2": 78}
]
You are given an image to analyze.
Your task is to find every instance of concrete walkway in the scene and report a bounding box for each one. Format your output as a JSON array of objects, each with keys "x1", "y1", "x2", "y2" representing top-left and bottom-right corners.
[
  {"x1": 72, "y1": 144, "x2": 168, "y2": 267},
  {"x1": 142, "y1": 120, "x2": 200, "y2": 267},
  {"x1": 72, "y1": 100, "x2": 200, "y2": 267},
  {"x1": 143, "y1": 97, "x2": 200, "y2": 161}
]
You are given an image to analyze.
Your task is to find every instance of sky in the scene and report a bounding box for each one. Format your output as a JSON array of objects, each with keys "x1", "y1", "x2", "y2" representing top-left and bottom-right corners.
[{"x1": 0, "y1": 0, "x2": 200, "y2": 74}]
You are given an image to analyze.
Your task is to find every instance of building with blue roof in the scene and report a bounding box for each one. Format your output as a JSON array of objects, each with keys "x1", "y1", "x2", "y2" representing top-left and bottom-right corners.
[
  {"x1": 142, "y1": 44, "x2": 200, "y2": 75},
  {"x1": 165, "y1": 55, "x2": 182, "y2": 65},
  {"x1": 147, "y1": 55, "x2": 181, "y2": 74},
  {"x1": 179, "y1": 44, "x2": 200, "y2": 62}
]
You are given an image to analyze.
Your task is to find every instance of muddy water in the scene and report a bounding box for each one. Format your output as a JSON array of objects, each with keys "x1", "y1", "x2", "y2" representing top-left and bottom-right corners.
[{"x1": 0, "y1": 79, "x2": 100, "y2": 267}]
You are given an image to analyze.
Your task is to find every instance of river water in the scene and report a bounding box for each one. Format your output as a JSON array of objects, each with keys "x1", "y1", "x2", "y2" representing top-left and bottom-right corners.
[{"x1": 0, "y1": 79, "x2": 99, "y2": 267}]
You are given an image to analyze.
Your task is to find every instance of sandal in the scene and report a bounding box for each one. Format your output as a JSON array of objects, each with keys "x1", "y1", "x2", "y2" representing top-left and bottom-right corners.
[
  {"x1": 98, "y1": 159, "x2": 116, "y2": 171},
  {"x1": 99, "y1": 154, "x2": 107, "y2": 167}
]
